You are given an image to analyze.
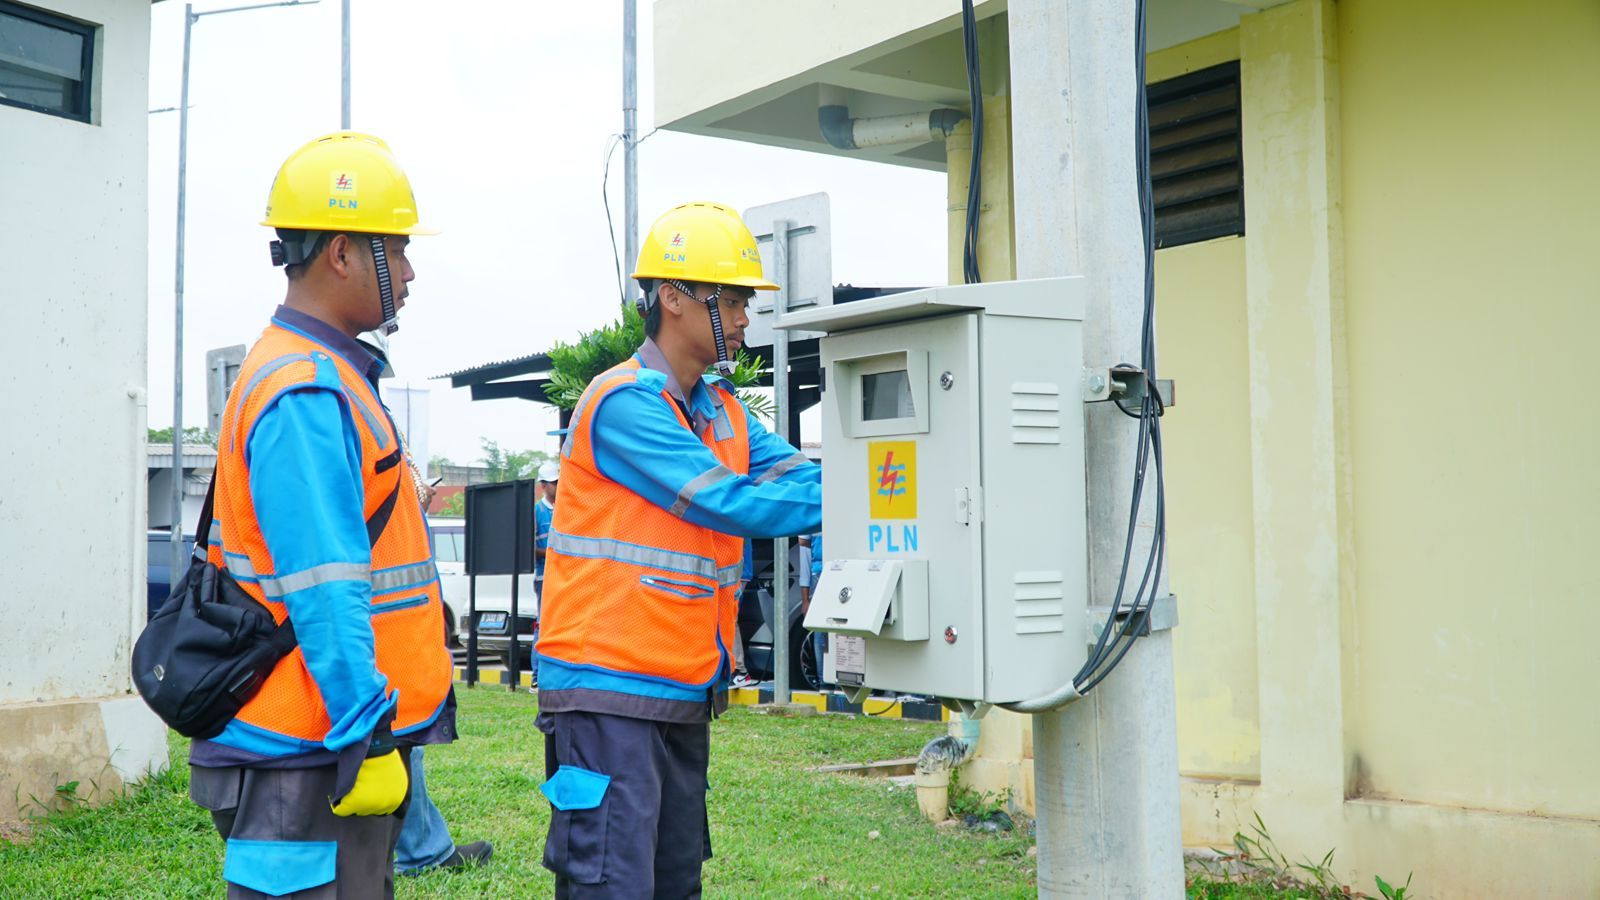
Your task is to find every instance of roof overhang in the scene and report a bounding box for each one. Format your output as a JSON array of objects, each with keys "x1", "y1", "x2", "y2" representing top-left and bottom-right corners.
[{"x1": 654, "y1": 0, "x2": 1288, "y2": 171}]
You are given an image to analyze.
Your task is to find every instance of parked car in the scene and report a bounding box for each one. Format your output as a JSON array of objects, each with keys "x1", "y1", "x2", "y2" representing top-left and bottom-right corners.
[
  {"x1": 146, "y1": 531, "x2": 196, "y2": 620},
  {"x1": 429, "y1": 517, "x2": 537, "y2": 670}
]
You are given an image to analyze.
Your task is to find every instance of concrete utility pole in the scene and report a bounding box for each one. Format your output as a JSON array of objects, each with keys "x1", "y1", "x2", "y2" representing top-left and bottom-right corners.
[
  {"x1": 770, "y1": 220, "x2": 792, "y2": 704},
  {"x1": 341, "y1": 0, "x2": 351, "y2": 129},
  {"x1": 1007, "y1": 1, "x2": 1184, "y2": 896},
  {"x1": 622, "y1": 0, "x2": 639, "y2": 301}
]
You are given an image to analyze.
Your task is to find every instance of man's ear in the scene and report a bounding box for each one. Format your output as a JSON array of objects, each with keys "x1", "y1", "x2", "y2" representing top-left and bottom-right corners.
[
  {"x1": 323, "y1": 233, "x2": 351, "y2": 278},
  {"x1": 659, "y1": 281, "x2": 684, "y2": 317}
]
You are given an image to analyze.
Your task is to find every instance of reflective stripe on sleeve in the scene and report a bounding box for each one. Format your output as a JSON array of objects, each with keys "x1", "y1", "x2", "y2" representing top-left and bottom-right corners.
[
  {"x1": 669, "y1": 464, "x2": 737, "y2": 518},
  {"x1": 753, "y1": 452, "x2": 809, "y2": 485}
]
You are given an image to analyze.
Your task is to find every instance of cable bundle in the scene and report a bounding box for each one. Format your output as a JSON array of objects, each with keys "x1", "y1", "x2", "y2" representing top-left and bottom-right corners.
[{"x1": 961, "y1": 0, "x2": 984, "y2": 285}]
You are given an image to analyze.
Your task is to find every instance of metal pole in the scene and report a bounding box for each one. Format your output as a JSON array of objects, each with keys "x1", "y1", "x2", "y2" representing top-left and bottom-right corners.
[
  {"x1": 340, "y1": 0, "x2": 351, "y2": 128},
  {"x1": 170, "y1": 4, "x2": 195, "y2": 580},
  {"x1": 770, "y1": 219, "x2": 792, "y2": 703},
  {"x1": 508, "y1": 564, "x2": 521, "y2": 692},
  {"x1": 1008, "y1": 1, "x2": 1182, "y2": 896},
  {"x1": 467, "y1": 574, "x2": 478, "y2": 687},
  {"x1": 622, "y1": 0, "x2": 639, "y2": 300}
]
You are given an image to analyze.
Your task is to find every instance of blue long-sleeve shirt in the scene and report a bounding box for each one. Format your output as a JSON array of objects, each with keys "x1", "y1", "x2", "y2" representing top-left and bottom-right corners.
[
  {"x1": 246, "y1": 388, "x2": 395, "y2": 753},
  {"x1": 535, "y1": 498, "x2": 554, "y2": 580},
  {"x1": 586, "y1": 342, "x2": 821, "y2": 539}
]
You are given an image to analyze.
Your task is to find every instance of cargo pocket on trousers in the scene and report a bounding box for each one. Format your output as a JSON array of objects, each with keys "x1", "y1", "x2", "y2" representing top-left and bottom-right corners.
[
  {"x1": 540, "y1": 765, "x2": 611, "y2": 885},
  {"x1": 188, "y1": 765, "x2": 243, "y2": 839},
  {"x1": 223, "y1": 839, "x2": 337, "y2": 896}
]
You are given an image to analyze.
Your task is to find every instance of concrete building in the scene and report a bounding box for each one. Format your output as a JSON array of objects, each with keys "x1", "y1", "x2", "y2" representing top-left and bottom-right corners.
[
  {"x1": 654, "y1": 0, "x2": 1600, "y2": 894},
  {"x1": 146, "y1": 442, "x2": 216, "y2": 532},
  {"x1": 0, "y1": 0, "x2": 167, "y2": 823}
]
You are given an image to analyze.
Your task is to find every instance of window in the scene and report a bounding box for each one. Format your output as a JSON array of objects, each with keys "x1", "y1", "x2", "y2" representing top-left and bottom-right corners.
[
  {"x1": 862, "y1": 369, "x2": 915, "y2": 422},
  {"x1": 431, "y1": 529, "x2": 464, "y2": 563},
  {"x1": 1148, "y1": 61, "x2": 1243, "y2": 248},
  {"x1": 0, "y1": 2, "x2": 95, "y2": 122}
]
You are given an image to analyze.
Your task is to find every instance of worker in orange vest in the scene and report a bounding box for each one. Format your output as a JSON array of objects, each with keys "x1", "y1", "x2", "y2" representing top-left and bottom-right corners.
[
  {"x1": 535, "y1": 202, "x2": 822, "y2": 896},
  {"x1": 187, "y1": 132, "x2": 457, "y2": 899}
]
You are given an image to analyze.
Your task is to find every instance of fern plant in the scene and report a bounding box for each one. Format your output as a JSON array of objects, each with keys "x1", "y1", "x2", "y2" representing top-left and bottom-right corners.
[{"x1": 543, "y1": 303, "x2": 775, "y2": 422}]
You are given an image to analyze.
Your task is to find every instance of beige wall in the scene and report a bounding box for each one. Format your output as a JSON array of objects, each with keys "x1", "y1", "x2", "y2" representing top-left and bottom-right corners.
[
  {"x1": 1147, "y1": 29, "x2": 1262, "y2": 786},
  {"x1": 1339, "y1": 0, "x2": 1600, "y2": 820},
  {"x1": 1158, "y1": 236, "x2": 1259, "y2": 782}
]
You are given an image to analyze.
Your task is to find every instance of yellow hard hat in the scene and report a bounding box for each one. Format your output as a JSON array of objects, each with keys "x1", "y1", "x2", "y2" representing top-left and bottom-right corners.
[
  {"x1": 261, "y1": 131, "x2": 438, "y2": 236},
  {"x1": 631, "y1": 201, "x2": 779, "y2": 291}
]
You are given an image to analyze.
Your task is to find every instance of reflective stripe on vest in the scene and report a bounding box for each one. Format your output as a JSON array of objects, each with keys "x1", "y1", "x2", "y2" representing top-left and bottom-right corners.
[
  {"x1": 208, "y1": 324, "x2": 451, "y2": 747},
  {"x1": 536, "y1": 358, "x2": 749, "y2": 690}
]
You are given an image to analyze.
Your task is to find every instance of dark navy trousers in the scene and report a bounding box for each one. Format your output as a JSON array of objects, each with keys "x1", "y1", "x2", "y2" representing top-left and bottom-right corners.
[{"x1": 538, "y1": 710, "x2": 712, "y2": 899}]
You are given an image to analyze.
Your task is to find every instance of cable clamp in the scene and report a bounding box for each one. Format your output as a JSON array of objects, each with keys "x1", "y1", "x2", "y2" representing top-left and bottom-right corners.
[
  {"x1": 1085, "y1": 593, "x2": 1179, "y2": 642},
  {"x1": 1083, "y1": 365, "x2": 1174, "y2": 411}
]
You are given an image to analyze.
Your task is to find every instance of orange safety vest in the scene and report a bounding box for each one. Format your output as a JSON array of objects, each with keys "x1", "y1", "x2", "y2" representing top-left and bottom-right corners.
[
  {"x1": 536, "y1": 359, "x2": 748, "y2": 690},
  {"x1": 209, "y1": 323, "x2": 451, "y2": 746}
]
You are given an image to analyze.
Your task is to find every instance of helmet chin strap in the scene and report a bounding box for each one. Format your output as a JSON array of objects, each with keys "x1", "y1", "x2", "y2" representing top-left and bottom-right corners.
[
  {"x1": 667, "y1": 279, "x2": 734, "y2": 375},
  {"x1": 369, "y1": 235, "x2": 399, "y2": 336}
]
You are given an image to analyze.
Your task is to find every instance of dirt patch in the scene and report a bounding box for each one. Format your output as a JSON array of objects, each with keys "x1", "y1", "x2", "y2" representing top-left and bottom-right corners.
[{"x1": 0, "y1": 820, "x2": 34, "y2": 845}]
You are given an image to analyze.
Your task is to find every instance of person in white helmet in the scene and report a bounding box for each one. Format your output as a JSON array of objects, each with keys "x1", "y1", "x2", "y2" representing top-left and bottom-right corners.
[{"x1": 535, "y1": 459, "x2": 560, "y2": 603}]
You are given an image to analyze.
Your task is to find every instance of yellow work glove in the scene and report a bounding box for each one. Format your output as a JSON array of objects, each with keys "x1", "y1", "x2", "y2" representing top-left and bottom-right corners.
[{"x1": 330, "y1": 749, "x2": 409, "y2": 817}]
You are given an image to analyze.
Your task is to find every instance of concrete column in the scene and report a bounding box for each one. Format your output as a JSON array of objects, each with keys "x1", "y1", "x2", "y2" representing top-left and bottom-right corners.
[{"x1": 1238, "y1": 0, "x2": 1353, "y2": 851}]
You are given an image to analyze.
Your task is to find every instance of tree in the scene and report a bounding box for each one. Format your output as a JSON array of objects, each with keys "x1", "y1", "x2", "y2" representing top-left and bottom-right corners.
[
  {"x1": 543, "y1": 301, "x2": 775, "y2": 420},
  {"x1": 437, "y1": 492, "x2": 465, "y2": 517},
  {"x1": 148, "y1": 426, "x2": 217, "y2": 448},
  {"x1": 478, "y1": 438, "x2": 550, "y2": 483},
  {"x1": 427, "y1": 454, "x2": 454, "y2": 479}
]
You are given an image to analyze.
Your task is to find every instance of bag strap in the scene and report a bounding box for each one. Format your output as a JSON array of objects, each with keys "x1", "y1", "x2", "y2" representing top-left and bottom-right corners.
[{"x1": 366, "y1": 473, "x2": 403, "y2": 546}]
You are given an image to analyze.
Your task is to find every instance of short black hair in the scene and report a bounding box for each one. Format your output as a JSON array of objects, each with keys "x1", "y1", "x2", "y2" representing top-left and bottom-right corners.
[
  {"x1": 281, "y1": 231, "x2": 366, "y2": 280},
  {"x1": 644, "y1": 295, "x2": 663, "y2": 338}
]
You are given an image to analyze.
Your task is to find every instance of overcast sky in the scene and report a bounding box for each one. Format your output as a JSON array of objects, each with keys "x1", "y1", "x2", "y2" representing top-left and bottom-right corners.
[{"x1": 146, "y1": 1, "x2": 948, "y2": 463}]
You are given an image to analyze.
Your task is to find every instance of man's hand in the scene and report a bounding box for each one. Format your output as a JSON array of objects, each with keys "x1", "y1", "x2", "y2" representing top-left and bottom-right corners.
[{"x1": 330, "y1": 749, "x2": 408, "y2": 816}]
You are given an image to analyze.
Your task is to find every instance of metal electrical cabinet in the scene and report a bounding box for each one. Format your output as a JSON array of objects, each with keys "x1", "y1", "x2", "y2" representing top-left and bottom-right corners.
[{"x1": 777, "y1": 278, "x2": 1089, "y2": 705}]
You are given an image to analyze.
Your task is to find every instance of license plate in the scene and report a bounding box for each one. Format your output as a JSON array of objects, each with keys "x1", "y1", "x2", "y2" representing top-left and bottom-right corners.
[{"x1": 478, "y1": 612, "x2": 508, "y2": 633}]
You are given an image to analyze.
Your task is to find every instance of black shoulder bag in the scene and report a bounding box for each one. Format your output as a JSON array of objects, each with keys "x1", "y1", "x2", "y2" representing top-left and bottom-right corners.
[{"x1": 132, "y1": 464, "x2": 401, "y2": 739}]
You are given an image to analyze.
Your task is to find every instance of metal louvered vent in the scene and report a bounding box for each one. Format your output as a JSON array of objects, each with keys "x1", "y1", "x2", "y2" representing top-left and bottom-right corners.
[{"x1": 1148, "y1": 61, "x2": 1244, "y2": 248}]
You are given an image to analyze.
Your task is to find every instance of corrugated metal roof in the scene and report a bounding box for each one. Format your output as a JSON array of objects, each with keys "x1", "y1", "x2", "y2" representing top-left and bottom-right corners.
[
  {"x1": 148, "y1": 443, "x2": 219, "y2": 470},
  {"x1": 434, "y1": 352, "x2": 552, "y2": 382},
  {"x1": 147, "y1": 443, "x2": 218, "y2": 457}
]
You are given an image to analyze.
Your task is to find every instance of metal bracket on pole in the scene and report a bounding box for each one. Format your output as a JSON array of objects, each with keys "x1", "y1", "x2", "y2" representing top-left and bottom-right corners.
[
  {"x1": 1086, "y1": 593, "x2": 1179, "y2": 642},
  {"x1": 1082, "y1": 365, "x2": 1174, "y2": 410}
]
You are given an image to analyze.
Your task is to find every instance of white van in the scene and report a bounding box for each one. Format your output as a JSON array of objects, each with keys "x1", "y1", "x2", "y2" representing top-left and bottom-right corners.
[{"x1": 429, "y1": 517, "x2": 538, "y2": 668}]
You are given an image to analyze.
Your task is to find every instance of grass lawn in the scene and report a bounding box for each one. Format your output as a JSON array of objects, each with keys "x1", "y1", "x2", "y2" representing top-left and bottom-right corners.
[
  {"x1": 0, "y1": 688, "x2": 1338, "y2": 898},
  {"x1": 0, "y1": 689, "x2": 1035, "y2": 898}
]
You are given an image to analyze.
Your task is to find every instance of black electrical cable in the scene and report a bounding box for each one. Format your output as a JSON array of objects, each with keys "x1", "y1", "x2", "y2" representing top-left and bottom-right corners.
[
  {"x1": 602, "y1": 128, "x2": 662, "y2": 309},
  {"x1": 1071, "y1": 0, "x2": 1168, "y2": 695},
  {"x1": 960, "y1": 0, "x2": 984, "y2": 285}
]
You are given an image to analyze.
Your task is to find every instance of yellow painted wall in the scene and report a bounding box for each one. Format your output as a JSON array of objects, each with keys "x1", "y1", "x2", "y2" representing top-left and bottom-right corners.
[
  {"x1": 1339, "y1": 0, "x2": 1600, "y2": 819},
  {"x1": 1157, "y1": 236, "x2": 1260, "y2": 782},
  {"x1": 1149, "y1": 30, "x2": 1262, "y2": 783}
]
